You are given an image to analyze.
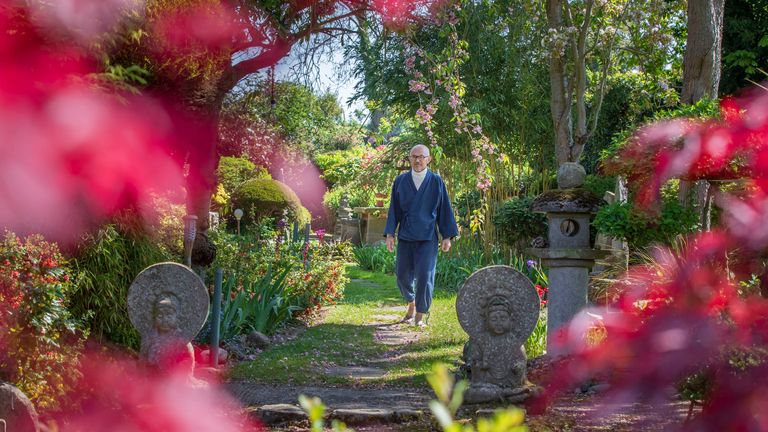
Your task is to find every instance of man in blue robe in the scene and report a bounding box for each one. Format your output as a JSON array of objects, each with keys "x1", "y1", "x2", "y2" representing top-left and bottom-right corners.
[{"x1": 384, "y1": 144, "x2": 459, "y2": 327}]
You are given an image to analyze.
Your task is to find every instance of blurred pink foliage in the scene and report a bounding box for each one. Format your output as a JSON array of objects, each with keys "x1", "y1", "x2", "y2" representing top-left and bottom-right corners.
[
  {"x1": 0, "y1": 4, "x2": 187, "y2": 245},
  {"x1": 535, "y1": 89, "x2": 768, "y2": 430},
  {"x1": 52, "y1": 350, "x2": 263, "y2": 431}
]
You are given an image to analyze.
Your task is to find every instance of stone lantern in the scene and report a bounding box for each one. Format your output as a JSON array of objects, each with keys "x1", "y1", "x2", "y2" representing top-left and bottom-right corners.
[
  {"x1": 335, "y1": 196, "x2": 361, "y2": 245},
  {"x1": 527, "y1": 163, "x2": 607, "y2": 351}
]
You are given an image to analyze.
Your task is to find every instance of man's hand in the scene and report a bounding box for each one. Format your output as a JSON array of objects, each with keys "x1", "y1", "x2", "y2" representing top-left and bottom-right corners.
[
  {"x1": 386, "y1": 235, "x2": 395, "y2": 253},
  {"x1": 441, "y1": 238, "x2": 452, "y2": 253}
]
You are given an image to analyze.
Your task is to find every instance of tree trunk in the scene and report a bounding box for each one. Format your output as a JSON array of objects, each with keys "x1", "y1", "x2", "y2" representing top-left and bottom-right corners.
[
  {"x1": 547, "y1": 0, "x2": 573, "y2": 166},
  {"x1": 183, "y1": 94, "x2": 225, "y2": 267},
  {"x1": 681, "y1": 0, "x2": 724, "y2": 104},
  {"x1": 678, "y1": 0, "x2": 724, "y2": 227}
]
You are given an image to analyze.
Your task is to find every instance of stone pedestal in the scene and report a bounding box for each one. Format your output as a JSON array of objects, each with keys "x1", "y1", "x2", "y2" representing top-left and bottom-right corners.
[
  {"x1": 352, "y1": 207, "x2": 388, "y2": 245},
  {"x1": 526, "y1": 167, "x2": 607, "y2": 352}
]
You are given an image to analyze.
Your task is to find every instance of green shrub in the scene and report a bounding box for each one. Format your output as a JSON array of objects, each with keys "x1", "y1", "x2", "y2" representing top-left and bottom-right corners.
[
  {"x1": 354, "y1": 244, "x2": 395, "y2": 274},
  {"x1": 232, "y1": 178, "x2": 311, "y2": 228},
  {"x1": 583, "y1": 175, "x2": 616, "y2": 199},
  {"x1": 593, "y1": 197, "x2": 701, "y2": 249},
  {"x1": 0, "y1": 232, "x2": 87, "y2": 410},
  {"x1": 208, "y1": 229, "x2": 263, "y2": 280},
  {"x1": 144, "y1": 193, "x2": 186, "y2": 257},
  {"x1": 214, "y1": 266, "x2": 300, "y2": 340},
  {"x1": 217, "y1": 156, "x2": 271, "y2": 194},
  {"x1": 209, "y1": 228, "x2": 349, "y2": 321},
  {"x1": 313, "y1": 148, "x2": 364, "y2": 188},
  {"x1": 323, "y1": 184, "x2": 375, "y2": 211},
  {"x1": 492, "y1": 196, "x2": 548, "y2": 251},
  {"x1": 287, "y1": 258, "x2": 348, "y2": 318},
  {"x1": 69, "y1": 223, "x2": 172, "y2": 349}
]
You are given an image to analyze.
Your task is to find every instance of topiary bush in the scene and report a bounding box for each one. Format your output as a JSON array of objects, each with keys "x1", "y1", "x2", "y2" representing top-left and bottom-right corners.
[
  {"x1": 0, "y1": 232, "x2": 87, "y2": 410},
  {"x1": 232, "y1": 178, "x2": 311, "y2": 229}
]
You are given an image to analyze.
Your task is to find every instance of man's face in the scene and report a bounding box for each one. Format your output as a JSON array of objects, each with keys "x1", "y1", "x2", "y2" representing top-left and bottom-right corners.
[{"x1": 409, "y1": 148, "x2": 431, "y2": 172}]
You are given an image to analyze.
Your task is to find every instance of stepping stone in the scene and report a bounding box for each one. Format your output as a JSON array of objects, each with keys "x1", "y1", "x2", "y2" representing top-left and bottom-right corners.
[
  {"x1": 251, "y1": 404, "x2": 307, "y2": 425},
  {"x1": 331, "y1": 408, "x2": 395, "y2": 424},
  {"x1": 328, "y1": 408, "x2": 425, "y2": 424},
  {"x1": 324, "y1": 366, "x2": 387, "y2": 379},
  {"x1": 370, "y1": 314, "x2": 401, "y2": 322},
  {"x1": 369, "y1": 351, "x2": 410, "y2": 364},
  {"x1": 228, "y1": 382, "x2": 433, "y2": 412},
  {"x1": 374, "y1": 330, "x2": 419, "y2": 346}
]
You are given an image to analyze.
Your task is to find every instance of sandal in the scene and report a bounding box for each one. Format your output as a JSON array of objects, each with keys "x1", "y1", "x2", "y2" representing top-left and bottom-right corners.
[{"x1": 399, "y1": 314, "x2": 415, "y2": 324}]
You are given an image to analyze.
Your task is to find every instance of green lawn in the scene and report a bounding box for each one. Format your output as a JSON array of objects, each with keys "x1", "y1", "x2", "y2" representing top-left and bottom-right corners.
[{"x1": 229, "y1": 265, "x2": 468, "y2": 387}]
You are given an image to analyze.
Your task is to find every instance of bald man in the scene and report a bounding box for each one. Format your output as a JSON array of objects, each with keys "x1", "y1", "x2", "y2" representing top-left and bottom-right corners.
[{"x1": 384, "y1": 144, "x2": 459, "y2": 327}]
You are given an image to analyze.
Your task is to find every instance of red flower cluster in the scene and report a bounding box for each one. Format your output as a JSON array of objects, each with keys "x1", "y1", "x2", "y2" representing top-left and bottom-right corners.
[
  {"x1": 534, "y1": 89, "x2": 768, "y2": 430},
  {"x1": 292, "y1": 260, "x2": 348, "y2": 319},
  {"x1": 535, "y1": 284, "x2": 549, "y2": 307}
]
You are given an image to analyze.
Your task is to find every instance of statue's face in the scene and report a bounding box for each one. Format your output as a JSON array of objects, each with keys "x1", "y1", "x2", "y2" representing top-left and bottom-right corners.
[
  {"x1": 155, "y1": 302, "x2": 179, "y2": 333},
  {"x1": 487, "y1": 310, "x2": 511, "y2": 335}
]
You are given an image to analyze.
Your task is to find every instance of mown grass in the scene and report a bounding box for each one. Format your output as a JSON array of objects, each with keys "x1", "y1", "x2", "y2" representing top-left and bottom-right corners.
[
  {"x1": 229, "y1": 265, "x2": 468, "y2": 387},
  {"x1": 230, "y1": 264, "x2": 547, "y2": 387}
]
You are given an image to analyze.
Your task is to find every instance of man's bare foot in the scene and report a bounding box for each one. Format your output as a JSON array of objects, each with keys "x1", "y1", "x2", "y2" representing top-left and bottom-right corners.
[
  {"x1": 414, "y1": 312, "x2": 426, "y2": 327},
  {"x1": 400, "y1": 302, "x2": 416, "y2": 323}
]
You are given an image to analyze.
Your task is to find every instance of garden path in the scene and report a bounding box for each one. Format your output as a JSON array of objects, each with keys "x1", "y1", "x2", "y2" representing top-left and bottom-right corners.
[
  {"x1": 227, "y1": 273, "x2": 436, "y2": 429},
  {"x1": 226, "y1": 267, "x2": 693, "y2": 431}
]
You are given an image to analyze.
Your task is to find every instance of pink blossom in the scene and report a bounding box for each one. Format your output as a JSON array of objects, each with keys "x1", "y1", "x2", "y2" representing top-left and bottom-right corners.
[
  {"x1": 416, "y1": 108, "x2": 432, "y2": 124},
  {"x1": 408, "y1": 80, "x2": 428, "y2": 93},
  {"x1": 449, "y1": 93, "x2": 460, "y2": 109}
]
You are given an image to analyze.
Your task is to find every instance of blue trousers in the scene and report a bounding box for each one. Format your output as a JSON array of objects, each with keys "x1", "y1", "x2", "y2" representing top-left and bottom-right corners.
[{"x1": 395, "y1": 237, "x2": 439, "y2": 313}]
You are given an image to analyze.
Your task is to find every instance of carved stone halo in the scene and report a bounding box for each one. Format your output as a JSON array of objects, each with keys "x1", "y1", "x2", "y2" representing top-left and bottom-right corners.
[
  {"x1": 456, "y1": 265, "x2": 540, "y2": 342},
  {"x1": 127, "y1": 262, "x2": 209, "y2": 341}
]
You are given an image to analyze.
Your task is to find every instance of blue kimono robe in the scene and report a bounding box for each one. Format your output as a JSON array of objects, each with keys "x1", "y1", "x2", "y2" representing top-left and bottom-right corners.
[{"x1": 384, "y1": 170, "x2": 458, "y2": 313}]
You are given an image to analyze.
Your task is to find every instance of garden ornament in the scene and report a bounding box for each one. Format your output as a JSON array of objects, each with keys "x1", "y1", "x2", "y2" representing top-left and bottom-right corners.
[
  {"x1": 128, "y1": 262, "x2": 208, "y2": 380},
  {"x1": 457, "y1": 265, "x2": 542, "y2": 404}
]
